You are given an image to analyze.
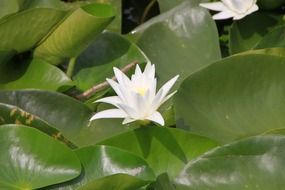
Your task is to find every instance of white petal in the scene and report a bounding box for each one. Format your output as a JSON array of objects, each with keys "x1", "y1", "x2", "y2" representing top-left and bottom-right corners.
[
  {"x1": 132, "y1": 91, "x2": 149, "y2": 118},
  {"x1": 122, "y1": 118, "x2": 136, "y2": 124},
  {"x1": 90, "y1": 109, "x2": 127, "y2": 121},
  {"x1": 106, "y1": 78, "x2": 127, "y2": 101},
  {"x1": 232, "y1": 4, "x2": 258, "y2": 20},
  {"x1": 135, "y1": 64, "x2": 142, "y2": 76},
  {"x1": 149, "y1": 78, "x2": 157, "y2": 99},
  {"x1": 112, "y1": 68, "x2": 133, "y2": 102},
  {"x1": 95, "y1": 96, "x2": 122, "y2": 106},
  {"x1": 212, "y1": 11, "x2": 235, "y2": 20},
  {"x1": 232, "y1": 13, "x2": 246, "y2": 20},
  {"x1": 146, "y1": 111, "x2": 165, "y2": 126},
  {"x1": 144, "y1": 62, "x2": 155, "y2": 79},
  {"x1": 200, "y1": 2, "x2": 227, "y2": 11},
  {"x1": 113, "y1": 67, "x2": 131, "y2": 86},
  {"x1": 156, "y1": 75, "x2": 179, "y2": 101},
  {"x1": 117, "y1": 103, "x2": 138, "y2": 118},
  {"x1": 160, "y1": 90, "x2": 177, "y2": 106},
  {"x1": 222, "y1": 0, "x2": 257, "y2": 14},
  {"x1": 152, "y1": 88, "x2": 164, "y2": 110},
  {"x1": 246, "y1": 3, "x2": 258, "y2": 15},
  {"x1": 106, "y1": 78, "x2": 121, "y2": 94}
]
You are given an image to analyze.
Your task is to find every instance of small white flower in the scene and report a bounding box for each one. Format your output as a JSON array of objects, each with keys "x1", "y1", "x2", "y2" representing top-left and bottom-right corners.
[
  {"x1": 90, "y1": 62, "x2": 179, "y2": 126},
  {"x1": 200, "y1": 0, "x2": 258, "y2": 20}
]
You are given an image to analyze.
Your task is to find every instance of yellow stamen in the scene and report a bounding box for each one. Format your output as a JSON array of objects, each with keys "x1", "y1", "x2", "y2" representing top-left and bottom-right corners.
[{"x1": 134, "y1": 87, "x2": 147, "y2": 96}]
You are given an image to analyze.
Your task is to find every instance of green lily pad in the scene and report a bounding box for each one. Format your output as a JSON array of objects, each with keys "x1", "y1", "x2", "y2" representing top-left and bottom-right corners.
[
  {"x1": 61, "y1": 0, "x2": 121, "y2": 33},
  {"x1": 229, "y1": 13, "x2": 284, "y2": 54},
  {"x1": 238, "y1": 47, "x2": 285, "y2": 57},
  {"x1": 0, "y1": 124, "x2": 81, "y2": 189},
  {"x1": 73, "y1": 31, "x2": 147, "y2": 91},
  {"x1": 0, "y1": 7, "x2": 66, "y2": 52},
  {"x1": 98, "y1": 126, "x2": 218, "y2": 179},
  {"x1": 0, "y1": 90, "x2": 131, "y2": 147},
  {"x1": 147, "y1": 173, "x2": 176, "y2": 190},
  {"x1": 174, "y1": 53, "x2": 285, "y2": 143},
  {"x1": 0, "y1": 49, "x2": 15, "y2": 66},
  {"x1": 34, "y1": 3, "x2": 115, "y2": 64},
  {"x1": 0, "y1": 58, "x2": 73, "y2": 91},
  {"x1": 78, "y1": 174, "x2": 150, "y2": 190},
  {"x1": 50, "y1": 145, "x2": 155, "y2": 189},
  {"x1": 175, "y1": 136, "x2": 285, "y2": 190},
  {"x1": 255, "y1": 25, "x2": 285, "y2": 49},
  {"x1": 21, "y1": 0, "x2": 66, "y2": 9},
  {"x1": 258, "y1": 0, "x2": 285, "y2": 10},
  {"x1": 157, "y1": 0, "x2": 184, "y2": 12},
  {"x1": 130, "y1": 0, "x2": 221, "y2": 88},
  {"x1": 0, "y1": 103, "x2": 75, "y2": 148},
  {"x1": 0, "y1": 0, "x2": 19, "y2": 19},
  {"x1": 93, "y1": 0, "x2": 121, "y2": 33}
]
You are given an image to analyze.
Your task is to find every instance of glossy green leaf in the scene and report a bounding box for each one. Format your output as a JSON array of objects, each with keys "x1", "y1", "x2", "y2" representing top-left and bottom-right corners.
[
  {"x1": 60, "y1": 0, "x2": 121, "y2": 33},
  {"x1": 78, "y1": 174, "x2": 149, "y2": 190},
  {"x1": 258, "y1": 0, "x2": 285, "y2": 10},
  {"x1": 256, "y1": 25, "x2": 285, "y2": 49},
  {"x1": 174, "y1": 54, "x2": 285, "y2": 143},
  {"x1": 98, "y1": 126, "x2": 218, "y2": 178},
  {"x1": 0, "y1": 90, "x2": 131, "y2": 147},
  {"x1": 0, "y1": 0, "x2": 19, "y2": 19},
  {"x1": 73, "y1": 31, "x2": 147, "y2": 91},
  {"x1": 0, "y1": 103, "x2": 75, "y2": 148},
  {"x1": 239, "y1": 47, "x2": 285, "y2": 57},
  {"x1": 93, "y1": 0, "x2": 121, "y2": 33},
  {"x1": 175, "y1": 136, "x2": 285, "y2": 190},
  {"x1": 229, "y1": 13, "x2": 284, "y2": 54},
  {"x1": 34, "y1": 3, "x2": 115, "y2": 64},
  {"x1": 157, "y1": 0, "x2": 184, "y2": 12},
  {"x1": 130, "y1": 0, "x2": 221, "y2": 87},
  {"x1": 21, "y1": 0, "x2": 66, "y2": 9},
  {"x1": 0, "y1": 49, "x2": 15, "y2": 66},
  {"x1": 0, "y1": 58, "x2": 73, "y2": 91},
  {"x1": 262, "y1": 128, "x2": 285, "y2": 135},
  {"x1": 0, "y1": 8, "x2": 66, "y2": 52},
  {"x1": 0, "y1": 124, "x2": 81, "y2": 189},
  {"x1": 50, "y1": 145, "x2": 155, "y2": 189},
  {"x1": 147, "y1": 173, "x2": 175, "y2": 190}
]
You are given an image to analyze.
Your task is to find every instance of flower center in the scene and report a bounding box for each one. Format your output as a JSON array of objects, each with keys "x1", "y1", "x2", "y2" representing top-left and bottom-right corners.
[{"x1": 134, "y1": 86, "x2": 148, "y2": 96}]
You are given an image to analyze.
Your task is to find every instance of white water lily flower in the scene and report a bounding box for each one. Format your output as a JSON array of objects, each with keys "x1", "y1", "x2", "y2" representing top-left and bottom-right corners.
[
  {"x1": 90, "y1": 62, "x2": 179, "y2": 126},
  {"x1": 200, "y1": 0, "x2": 258, "y2": 20}
]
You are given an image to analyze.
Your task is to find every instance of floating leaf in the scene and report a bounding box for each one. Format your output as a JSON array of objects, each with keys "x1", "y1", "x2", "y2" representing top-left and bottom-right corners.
[
  {"x1": 0, "y1": 8, "x2": 66, "y2": 52},
  {"x1": 258, "y1": 0, "x2": 285, "y2": 10},
  {"x1": 239, "y1": 47, "x2": 285, "y2": 57},
  {"x1": 0, "y1": 49, "x2": 15, "y2": 66},
  {"x1": 174, "y1": 53, "x2": 285, "y2": 143},
  {"x1": 157, "y1": 0, "x2": 184, "y2": 12},
  {"x1": 147, "y1": 173, "x2": 176, "y2": 190},
  {"x1": 0, "y1": 124, "x2": 81, "y2": 189},
  {"x1": 0, "y1": 0, "x2": 19, "y2": 19},
  {"x1": 175, "y1": 136, "x2": 285, "y2": 190},
  {"x1": 0, "y1": 90, "x2": 132, "y2": 147},
  {"x1": 34, "y1": 3, "x2": 115, "y2": 64},
  {"x1": 21, "y1": 0, "x2": 66, "y2": 9},
  {"x1": 0, "y1": 58, "x2": 73, "y2": 91},
  {"x1": 131, "y1": 0, "x2": 221, "y2": 87},
  {"x1": 256, "y1": 25, "x2": 285, "y2": 49},
  {"x1": 73, "y1": 31, "x2": 147, "y2": 91},
  {"x1": 98, "y1": 126, "x2": 218, "y2": 179},
  {"x1": 50, "y1": 145, "x2": 155, "y2": 189},
  {"x1": 229, "y1": 13, "x2": 284, "y2": 54},
  {"x1": 0, "y1": 103, "x2": 75, "y2": 148}
]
